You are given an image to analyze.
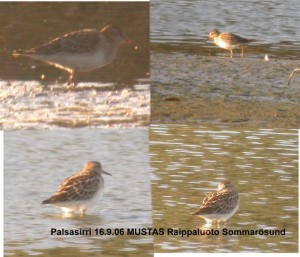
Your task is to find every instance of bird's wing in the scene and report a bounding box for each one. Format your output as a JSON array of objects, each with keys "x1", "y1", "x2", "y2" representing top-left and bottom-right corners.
[
  {"x1": 195, "y1": 190, "x2": 234, "y2": 215},
  {"x1": 29, "y1": 29, "x2": 101, "y2": 54},
  {"x1": 46, "y1": 173, "x2": 100, "y2": 203},
  {"x1": 219, "y1": 33, "x2": 253, "y2": 44}
]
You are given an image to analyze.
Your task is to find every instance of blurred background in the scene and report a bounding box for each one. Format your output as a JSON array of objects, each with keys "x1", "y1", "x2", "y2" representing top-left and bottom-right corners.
[{"x1": 5, "y1": 129, "x2": 152, "y2": 257}]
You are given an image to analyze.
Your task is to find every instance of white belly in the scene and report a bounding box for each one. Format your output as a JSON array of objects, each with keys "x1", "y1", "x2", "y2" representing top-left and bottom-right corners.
[
  {"x1": 215, "y1": 38, "x2": 239, "y2": 50},
  {"x1": 200, "y1": 202, "x2": 239, "y2": 223},
  {"x1": 26, "y1": 48, "x2": 117, "y2": 72},
  {"x1": 54, "y1": 188, "x2": 103, "y2": 213}
]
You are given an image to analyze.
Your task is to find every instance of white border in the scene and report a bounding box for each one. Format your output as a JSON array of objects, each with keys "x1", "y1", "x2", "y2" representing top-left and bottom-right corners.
[
  {"x1": 3, "y1": 0, "x2": 149, "y2": 2},
  {"x1": 299, "y1": 129, "x2": 300, "y2": 254},
  {"x1": 0, "y1": 131, "x2": 3, "y2": 257},
  {"x1": 154, "y1": 254, "x2": 299, "y2": 257}
]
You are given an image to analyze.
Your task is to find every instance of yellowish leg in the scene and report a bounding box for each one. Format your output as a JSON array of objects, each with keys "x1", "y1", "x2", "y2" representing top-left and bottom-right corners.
[
  {"x1": 241, "y1": 47, "x2": 244, "y2": 58},
  {"x1": 66, "y1": 68, "x2": 78, "y2": 86},
  {"x1": 80, "y1": 208, "x2": 86, "y2": 216},
  {"x1": 229, "y1": 49, "x2": 233, "y2": 58},
  {"x1": 287, "y1": 68, "x2": 300, "y2": 85},
  {"x1": 66, "y1": 74, "x2": 73, "y2": 86}
]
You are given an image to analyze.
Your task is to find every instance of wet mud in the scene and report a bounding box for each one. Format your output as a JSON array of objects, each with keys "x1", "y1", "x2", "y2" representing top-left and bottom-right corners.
[{"x1": 151, "y1": 51, "x2": 300, "y2": 128}]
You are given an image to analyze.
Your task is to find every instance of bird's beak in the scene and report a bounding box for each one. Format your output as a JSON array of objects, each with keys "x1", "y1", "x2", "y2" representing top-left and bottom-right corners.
[{"x1": 102, "y1": 170, "x2": 112, "y2": 176}]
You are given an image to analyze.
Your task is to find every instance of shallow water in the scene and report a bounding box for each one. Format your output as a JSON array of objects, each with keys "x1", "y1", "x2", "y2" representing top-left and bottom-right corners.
[
  {"x1": 0, "y1": 80, "x2": 150, "y2": 129},
  {"x1": 4, "y1": 129, "x2": 152, "y2": 256},
  {"x1": 150, "y1": 125, "x2": 298, "y2": 253}
]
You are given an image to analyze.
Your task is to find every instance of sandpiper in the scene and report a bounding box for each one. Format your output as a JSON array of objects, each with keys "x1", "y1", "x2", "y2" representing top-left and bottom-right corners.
[
  {"x1": 287, "y1": 68, "x2": 300, "y2": 85},
  {"x1": 207, "y1": 29, "x2": 255, "y2": 58},
  {"x1": 193, "y1": 180, "x2": 239, "y2": 224},
  {"x1": 13, "y1": 24, "x2": 131, "y2": 85},
  {"x1": 42, "y1": 161, "x2": 111, "y2": 215}
]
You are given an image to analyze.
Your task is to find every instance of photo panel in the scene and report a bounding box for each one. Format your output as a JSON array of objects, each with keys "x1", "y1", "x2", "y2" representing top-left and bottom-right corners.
[
  {"x1": 4, "y1": 129, "x2": 152, "y2": 256},
  {"x1": 1, "y1": 1, "x2": 149, "y2": 129},
  {"x1": 151, "y1": 1, "x2": 300, "y2": 127},
  {"x1": 150, "y1": 125, "x2": 298, "y2": 253},
  {"x1": 1, "y1": 0, "x2": 300, "y2": 256}
]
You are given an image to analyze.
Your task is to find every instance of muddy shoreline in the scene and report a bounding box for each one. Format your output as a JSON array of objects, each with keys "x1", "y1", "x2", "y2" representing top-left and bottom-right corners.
[{"x1": 151, "y1": 51, "x2": 300, "y2": 128}]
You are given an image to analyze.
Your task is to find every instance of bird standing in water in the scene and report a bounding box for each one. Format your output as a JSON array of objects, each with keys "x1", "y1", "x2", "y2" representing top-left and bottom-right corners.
[
  {"x1": 207, "y1": 29, "x2": 255, "y2": 58},
  {"x1": 13, "y1": 25, "x2": 132, "y2": 85},
  {"x1": 193, "y1": 181, "x2": 239, "y2": 224},
  {"x1": 42, "y1": 161, "x2": 112, "y2": 215}
]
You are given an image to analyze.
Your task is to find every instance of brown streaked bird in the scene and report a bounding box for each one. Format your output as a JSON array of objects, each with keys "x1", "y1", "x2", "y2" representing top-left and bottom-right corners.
[
  {"x1": 42, "y1": 161, "x2": 112, "y2": 215},
  {"x1": 13, "y1": 25, "x2": 132, "y2": 85},
  {"x1": 287, "y1": 68, "x2": 300, "y2": 85},
  {"x1": 207, "y1": 29, "x2": 255, "y2": 58},
  {"x1": 193, "y1": 180, "x2": 239, "y2": 224}
]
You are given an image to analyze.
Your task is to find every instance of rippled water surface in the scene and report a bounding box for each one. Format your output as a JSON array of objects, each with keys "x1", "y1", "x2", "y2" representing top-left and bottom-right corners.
[
  {"x1": 4, "y1": 129, "x2": 152, "y2": 256},
  {"x1": 1, "y1": 81, "x2": 150, "y2": 129},
  {"x1": 150, "y1": 125, "x2": 298, "y2": 253},
  {"x1": 151, "y1": 0, "x2": 300, "y2": 56}
]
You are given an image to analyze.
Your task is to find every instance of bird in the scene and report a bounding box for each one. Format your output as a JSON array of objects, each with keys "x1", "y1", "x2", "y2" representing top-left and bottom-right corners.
[
  {"x1": 287, "y1": 68, "x2": 300, "y2": 85},
  {"x1": 42, "y1": 161, "x2": 112, "y2": 215},
  {"x1": 207, "y1": 29, "x2": 255, "y2": 58},
  {"x1": 13, "y1": 24, "x2": 132, "y2": 86},
  {"x1": 193, "y1": 180, "x2": 239, "y2": 224}
]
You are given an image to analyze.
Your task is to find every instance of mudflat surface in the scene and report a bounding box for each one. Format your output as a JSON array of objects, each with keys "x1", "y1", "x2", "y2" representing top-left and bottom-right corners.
[{"x1": 151, "y1": 51, "x2": 300, "y2": 128}]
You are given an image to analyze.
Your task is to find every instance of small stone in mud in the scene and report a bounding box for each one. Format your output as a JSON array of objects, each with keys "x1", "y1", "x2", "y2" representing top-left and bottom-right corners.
[{"x1": 164, "y1": 96, "x2": 180, "y2": 101}]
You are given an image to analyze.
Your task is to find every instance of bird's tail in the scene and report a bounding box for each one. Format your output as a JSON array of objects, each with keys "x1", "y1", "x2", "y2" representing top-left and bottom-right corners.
[
  {"x1": 41, "y1": 198, "x2": 51, "y2": 204},
  {"x1": 12, "y1": 49, "x2": 33, "y2": 57},
  {"x1": 245, "y1": 38, "x2": 256, "y2": 43},
  {"x1": 193, "y1": 210, "x2": 201, "y2": 215},
  {"x1": 12, "y1": 50, "x2": 22, "y2": 57}
]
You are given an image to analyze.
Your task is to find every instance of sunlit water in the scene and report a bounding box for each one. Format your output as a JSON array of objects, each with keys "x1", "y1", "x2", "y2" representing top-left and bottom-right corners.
[
  {"x1": 0, "y1": 81, "x2": 150, "y2": 129},
  {"x1": 4, "y1": 129, "x2": 152, "y2": 256},
  {"x1": 150, "y1": 124, "x2": 298, "y2": 253}
]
